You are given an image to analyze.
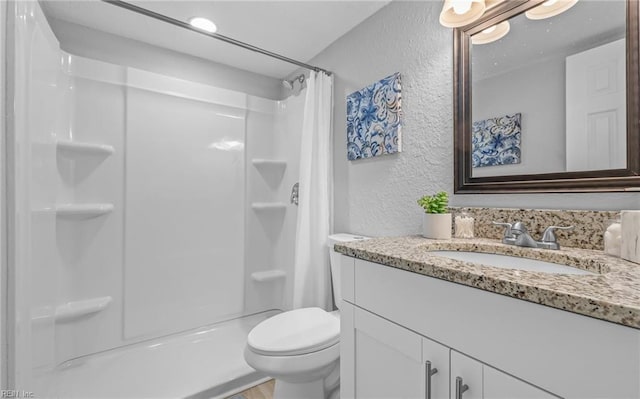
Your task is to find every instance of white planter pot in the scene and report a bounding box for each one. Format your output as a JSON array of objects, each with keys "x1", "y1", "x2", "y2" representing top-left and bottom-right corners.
[{"x1": 422, "y1": 213, "x2": 452, "y2": 239}]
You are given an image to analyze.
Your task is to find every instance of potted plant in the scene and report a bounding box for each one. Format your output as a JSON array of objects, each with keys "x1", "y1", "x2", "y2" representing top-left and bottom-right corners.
[{"x1": 417, "y1": 191, "x2": 452, "y2": 239}]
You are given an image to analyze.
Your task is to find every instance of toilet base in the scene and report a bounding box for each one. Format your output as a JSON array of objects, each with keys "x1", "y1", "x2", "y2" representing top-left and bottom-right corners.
[
  {"x1": 271, "y1": 365, "x2": 339, "y2": 399},
  {"x1": 273, "y1": 379, "x2": 326, "y2": 399}
]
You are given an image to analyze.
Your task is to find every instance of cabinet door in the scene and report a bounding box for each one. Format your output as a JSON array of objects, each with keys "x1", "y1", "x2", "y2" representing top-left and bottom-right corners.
[
  {"x1": 422, "y1": 338, "x2": 449, "y2": 399},
  {"x1": 341, "y1": 301, "x2": 356, "y2": 399},
  {"x1": 484, "y1": 366, "x2": 559, "y2": 399},
  {"x1": 353, "y1": 307, "x2": 424, "y2": 399},
  {"x1": 451, "y1": 351, "x2": 483, "y2": 399}
]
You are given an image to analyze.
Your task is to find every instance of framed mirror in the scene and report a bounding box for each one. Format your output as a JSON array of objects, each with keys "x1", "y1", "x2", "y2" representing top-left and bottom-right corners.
[{"x1": 454, "y1": 0, "x2": 640, "y2": 193}]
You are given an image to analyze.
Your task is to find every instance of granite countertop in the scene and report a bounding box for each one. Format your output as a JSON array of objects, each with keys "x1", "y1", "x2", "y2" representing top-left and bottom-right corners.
[{"x1": 335, "y1": 236, "x2": 640, "y2": 329}]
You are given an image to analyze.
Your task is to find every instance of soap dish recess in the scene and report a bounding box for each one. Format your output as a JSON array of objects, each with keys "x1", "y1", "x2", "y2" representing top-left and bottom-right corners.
[
  {"x1": 252, "y1": 159, "x2": 287, "y2": 169},
  {"x1": 55, "y1": 296, "x2": 113, "y2": 323},
  {"x1": 57, "y1": 140, "x2": 114, "y2": 158},
  {"x1": 251, "y1": 270, "x2": 286, "y2": 282},
  {"x1": 56, "y1": 203, "x2": 114, "y2": 220},
  {"x1": 251, "y1": 202, "x2": 287, "y2": 211}
]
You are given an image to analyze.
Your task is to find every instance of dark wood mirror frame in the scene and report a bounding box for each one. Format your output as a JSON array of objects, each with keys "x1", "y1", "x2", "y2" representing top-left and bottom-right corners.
[{"x1": 454, "y1": 0, "x2": 640, "y2": 193}]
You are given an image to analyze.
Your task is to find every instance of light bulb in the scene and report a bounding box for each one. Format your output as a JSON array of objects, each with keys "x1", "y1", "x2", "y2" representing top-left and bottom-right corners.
[
  {"x1": 472, "y1": 20, "x2": 510, "y2": 45},
  {"x1": 452, "y1": 0, "x2": 473, "y2": 15},
  {"x1": 525, "y1": 0, "x2": 578, "y2": 20},
  {"x1": 188, "y1": 17, "x2": 217, "y2": 33},
  {"x1": 482, "y1": 25, "x2": 497, "y2": 34},
  {"x1": 440, "y1": 0, "x2": 486, "y2": 28}
]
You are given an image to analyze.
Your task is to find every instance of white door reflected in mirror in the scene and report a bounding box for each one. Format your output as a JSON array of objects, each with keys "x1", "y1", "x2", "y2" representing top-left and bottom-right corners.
[{"x1": 566, "y1": 39, "x2": 626, "y2": 172}]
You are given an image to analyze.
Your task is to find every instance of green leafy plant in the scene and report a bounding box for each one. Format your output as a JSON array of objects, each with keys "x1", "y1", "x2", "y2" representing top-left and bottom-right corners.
[{"x1": 417, "y1": 191, "x2": 449, "y2": 214}]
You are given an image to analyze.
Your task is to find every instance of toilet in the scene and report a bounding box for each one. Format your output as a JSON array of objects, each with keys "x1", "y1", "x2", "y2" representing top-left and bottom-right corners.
[{"x1": 244, "y1": 233, "x2": 368, "y2": 399}]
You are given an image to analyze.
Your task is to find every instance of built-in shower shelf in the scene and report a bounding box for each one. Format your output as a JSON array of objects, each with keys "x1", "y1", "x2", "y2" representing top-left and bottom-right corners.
[
  {"x1": 55, "y1": 296, "x2": 113, "y2": 323},
  {"x1": 251, "y1": 270, "x2": 286, "y2": 282},
  {"x1": 57, "y1": 140, "x2": 114, "y2": 158},
  {"x1": 251, "y1": 202, "x2": 287, "y2": 211},
  {"x1": 252, "y1": 159, "x2": 287, "y2": 169},
  {"x1": 56, "y1": 203, "x2": 114, "y2": 220}
]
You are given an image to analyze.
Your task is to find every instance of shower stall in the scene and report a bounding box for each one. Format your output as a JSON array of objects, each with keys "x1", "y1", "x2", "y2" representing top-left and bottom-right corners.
[{"x1": 4, "y1": 1, "x2": 315, "y2": 397}]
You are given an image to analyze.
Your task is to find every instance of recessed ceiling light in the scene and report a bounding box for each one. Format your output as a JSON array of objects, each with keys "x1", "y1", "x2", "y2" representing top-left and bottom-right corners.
[{"x1": 188, "y1": 17, "x2": 217, "y2": 33}]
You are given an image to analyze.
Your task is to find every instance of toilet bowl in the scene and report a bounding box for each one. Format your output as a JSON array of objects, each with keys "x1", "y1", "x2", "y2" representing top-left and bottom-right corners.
[{"x1": 244, "y1": 233, "x2": 368, "y2": 399}]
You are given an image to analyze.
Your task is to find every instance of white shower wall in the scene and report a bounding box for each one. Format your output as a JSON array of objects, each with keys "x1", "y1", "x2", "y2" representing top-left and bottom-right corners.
[
  {"x1": 273, "y1": 93, "x2": 306, "y2": 311},
  {"x1": 244, "y1": 91, "x2": 305, "y2": 315},
  {"x1": 11, "y1": 1, "x2": 66, "y2": 386},
  {"x1": 9, "y1": 1, "x2": 302, "y2": 389},
  {"x1": 124, "y1": 70, "x2": 247, "y2": 339}
]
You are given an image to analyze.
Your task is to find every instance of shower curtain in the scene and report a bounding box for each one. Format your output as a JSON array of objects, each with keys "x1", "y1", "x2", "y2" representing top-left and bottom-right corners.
[{"x1": 293, "y1": 71, "x2": 334, "y2": 310}]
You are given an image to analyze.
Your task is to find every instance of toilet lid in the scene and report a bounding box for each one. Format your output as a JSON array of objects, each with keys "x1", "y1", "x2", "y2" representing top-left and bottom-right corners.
[{"x1": 247, "y1": 308, "x2": 340, "y2": 356}]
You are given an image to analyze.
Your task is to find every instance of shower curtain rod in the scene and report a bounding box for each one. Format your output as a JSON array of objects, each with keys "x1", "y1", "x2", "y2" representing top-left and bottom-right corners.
[{"x1": 101, "y1": 0, "x2": 332, "y2": 75}]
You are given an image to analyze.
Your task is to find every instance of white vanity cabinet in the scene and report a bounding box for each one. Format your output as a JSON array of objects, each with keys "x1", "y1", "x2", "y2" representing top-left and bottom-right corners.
[
  {"x1": 343, "y1": 302, "x2": 556, "y2": 399},
  {"x1": 340, "y1": 255, "x2": 640, "y2": 399},
  {"x1": 344, "y1": 303, "x2": 450, "y2": 399}
]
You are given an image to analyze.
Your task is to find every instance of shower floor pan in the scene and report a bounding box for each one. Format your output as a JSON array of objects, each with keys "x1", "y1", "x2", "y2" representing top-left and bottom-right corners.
[{"x1": 35, "y1": 310, "x2": 279, "y2": 399}]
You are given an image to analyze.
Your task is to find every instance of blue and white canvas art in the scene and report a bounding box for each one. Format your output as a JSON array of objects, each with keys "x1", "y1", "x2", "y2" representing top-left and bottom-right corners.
[
  {"x1": 472, "y1": 113, "x2": 522, "y2": 168},
  {"x1": 346, "y1": 72, "x2": 402, "y2": 160}
]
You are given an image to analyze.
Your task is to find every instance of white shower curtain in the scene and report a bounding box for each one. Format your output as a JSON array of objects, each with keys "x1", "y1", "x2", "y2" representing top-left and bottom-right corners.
[{"x1": 292, "y1": 71, "x2": 334, "y2": 310}]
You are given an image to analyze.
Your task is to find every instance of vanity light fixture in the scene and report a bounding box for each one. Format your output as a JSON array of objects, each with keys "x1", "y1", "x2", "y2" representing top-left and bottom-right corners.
[
  {"x1": 188, "y1": 17, "x2": 217, "y2": 33},
  {"x1": 471, "y1": 21, "x2": 510, "y2": 45},
  {"x1": 439, "y1": 0, "x2": 486, "y2": 28},
  {"x1": 525, "y1": 0, "x2": 579, "y2": 20}
]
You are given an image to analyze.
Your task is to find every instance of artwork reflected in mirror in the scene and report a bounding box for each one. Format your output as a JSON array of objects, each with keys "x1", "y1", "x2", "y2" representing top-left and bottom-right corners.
[
  {"x1": 472, "y1": 113, "x2": 522, "y2": 168},
  {"x1": 470, "y1": 0, "x2": 627, "y2": 178}
]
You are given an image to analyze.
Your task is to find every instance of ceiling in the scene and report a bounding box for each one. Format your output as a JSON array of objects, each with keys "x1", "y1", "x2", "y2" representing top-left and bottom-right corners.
[
  {"x1": 472, "y1": 0, "x2": 626, "y2": 81},
  {"x1": 41, "y1": 0, "x2": 390, "y2": 79}
]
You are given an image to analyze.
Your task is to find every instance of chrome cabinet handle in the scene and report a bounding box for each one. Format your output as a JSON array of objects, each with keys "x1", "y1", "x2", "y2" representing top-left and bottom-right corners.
[
  {"x1": 455, "y1": 377, "x2": 469, "y2": 399},
  {"x1": 425, "y1": 360, "x2": 438, "y2": 399}
]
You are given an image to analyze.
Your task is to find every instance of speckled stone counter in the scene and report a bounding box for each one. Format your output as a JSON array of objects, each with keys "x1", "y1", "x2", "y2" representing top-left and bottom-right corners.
[
  {"x1": 449, "y1": 207, "x2": 619, "y2": 250},
  {"x1": 335, "y1": 236, "x2": 640, "y2": 329}
]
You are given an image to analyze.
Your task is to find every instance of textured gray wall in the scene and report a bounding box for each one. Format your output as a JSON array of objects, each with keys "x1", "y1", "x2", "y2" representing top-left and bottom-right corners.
[{"x1": 309, "y1": 1, "x2": 640, "y2": 237}]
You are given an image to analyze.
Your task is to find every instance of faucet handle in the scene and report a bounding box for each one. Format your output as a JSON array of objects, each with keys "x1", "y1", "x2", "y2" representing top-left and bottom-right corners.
[
  {"x1": 492, "y1": 222, "x2": 515, "y2": 244},
  {"x1": 492, "y1": 221, "x2": 512, "y2": 235},
  {"x1": 540, "y1": 225, "x2": 575, "y2": 243}
]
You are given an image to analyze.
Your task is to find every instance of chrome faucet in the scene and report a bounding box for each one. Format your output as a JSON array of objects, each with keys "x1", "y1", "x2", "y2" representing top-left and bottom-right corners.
[
  {"x1": 492, "y1": 221, "x2": 574, "y2": 250},
  {"x1": 510, "y1": 222, "x2": 538, "y2": 248}
]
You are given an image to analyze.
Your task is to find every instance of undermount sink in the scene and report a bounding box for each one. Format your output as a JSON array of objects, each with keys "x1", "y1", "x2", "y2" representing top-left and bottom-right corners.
[{"x1": 432, "y1": 251, "x2": 596, "y2": 275}]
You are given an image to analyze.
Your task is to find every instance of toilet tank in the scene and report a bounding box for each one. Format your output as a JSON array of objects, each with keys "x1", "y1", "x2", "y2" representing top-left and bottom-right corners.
[{"x1": 328, "y1": 233, "x2": 369, "y2": 310}]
